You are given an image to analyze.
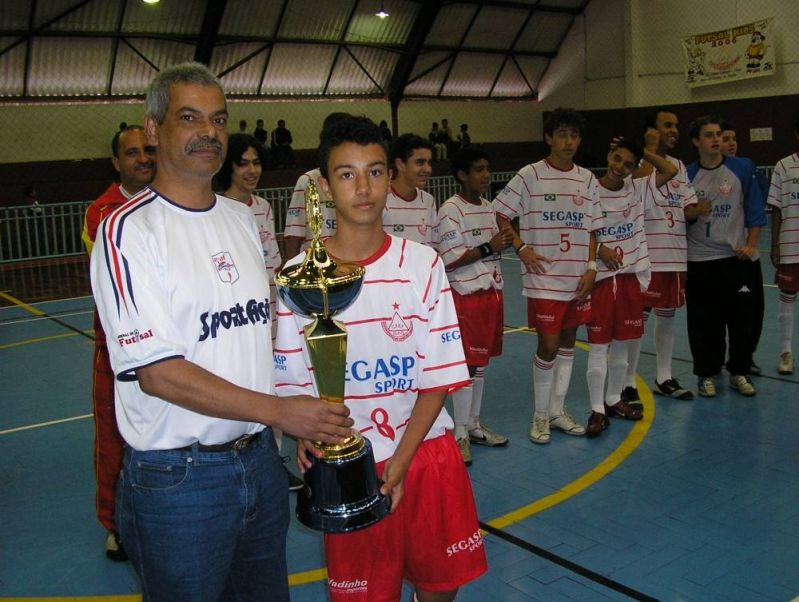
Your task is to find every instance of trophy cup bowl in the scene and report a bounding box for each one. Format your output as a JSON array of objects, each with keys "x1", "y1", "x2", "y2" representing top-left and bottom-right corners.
[{"x1": 274, "y1": 179, "x2": 390, "y2": 532}]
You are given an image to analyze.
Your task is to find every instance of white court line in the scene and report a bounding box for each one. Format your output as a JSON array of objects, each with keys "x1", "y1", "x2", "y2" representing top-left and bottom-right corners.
[
  {"x1": 0, "y1": 309, "x2": 94, "y2": 326},
  {"x1": 0, "y1": 413, "x2": 92, "y2": 435}
]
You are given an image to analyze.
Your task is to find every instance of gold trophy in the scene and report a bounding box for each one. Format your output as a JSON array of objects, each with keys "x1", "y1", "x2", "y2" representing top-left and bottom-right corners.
[{"x1": 275, "y1": 180, "x2": 390, "y2": 532}]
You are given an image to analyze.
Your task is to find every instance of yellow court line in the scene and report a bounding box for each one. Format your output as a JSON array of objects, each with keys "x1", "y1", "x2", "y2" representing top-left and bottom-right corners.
[{"x1": 0, "y1": 291, "x2": 47, "y2": 316}]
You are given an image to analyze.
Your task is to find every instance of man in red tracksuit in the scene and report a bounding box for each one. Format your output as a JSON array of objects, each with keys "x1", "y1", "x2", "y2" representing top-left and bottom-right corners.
[{"x1": 81, "y1": 125, "x2": 155, "y2": 560}]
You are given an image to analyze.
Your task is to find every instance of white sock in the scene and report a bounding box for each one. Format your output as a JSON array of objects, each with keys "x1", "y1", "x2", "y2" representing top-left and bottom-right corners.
[
  {"x1": 586, "y1": 343, "x2": 608, "y2": 414},
  {"x1": 779, "y1": 292, "x2": 796, "y2": 354},
  {"x1": 606, "y1": 340, "x2": 630, "y2": 404},
  {"x1": 533, "y1": 355, "x2": 555, "y2": 419},
  {"x1": 549, "y1": 347, "x2": 575, "y2": 417},
  {"x1": 452, "y1": 381, "x2": 472, "y2": 440},
  {"x1": 625, "y1": 338, "x2": 642, "y2": 388},
  {"x1": 654, "y1": 309, "x2": 676, "y2": 383},
  {"x1": 469, "y1": 366, "x2": 485, "y2": 431}
]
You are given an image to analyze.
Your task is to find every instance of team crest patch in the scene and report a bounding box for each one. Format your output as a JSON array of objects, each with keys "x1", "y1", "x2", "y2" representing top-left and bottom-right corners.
[
  {"x1": 719, "y1": 180, "x2": 732, "y2": 195},
  {"x1": 544, "y1": 193, "x2": 557, "y2": 201},
  {"x1": 381, "y1": 302, "x2": 413, "y2": 341},
  {"x1": 212, "y1": 252, "x2": 239, "y2": 284},
  {"x1": 670, "y1": 180, "x2": 680, "y2": 189},
  {"x1": 572, "y1": 194, "x2": 584, "y2": 206},
  {"x1": 622, "y1": 206, "x2": 631, "y2": 218}
]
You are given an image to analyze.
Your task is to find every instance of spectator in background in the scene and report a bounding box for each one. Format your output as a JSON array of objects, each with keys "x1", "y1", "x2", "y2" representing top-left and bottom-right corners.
[
  {"x1": 23, "y1": 185, "x2": 42, "y2": 214},
  {"x1": 254, "y1": 118, "x2": 268, "y2": 146},
  {"x1": 238, "y1": 119, "x2": 248, "y2": 133},
  {"x1": 429, "y1": 121, "x2": 447, "y2": 161},
  {"x1": 457, "y1": 123, "x2": 471, "y2": 149},
  {"x1": 81, "y1": 124, "x2": 156, "y2": 562},
  {"x1": 441, "y1": 118, "x2": 456, "y2": 156},
  {"x1": 271, "y1": 119, "x2": 294, "y2": 168},
  {"x1": 379, "y1": 119, "x2": 392, "y2": 144}
]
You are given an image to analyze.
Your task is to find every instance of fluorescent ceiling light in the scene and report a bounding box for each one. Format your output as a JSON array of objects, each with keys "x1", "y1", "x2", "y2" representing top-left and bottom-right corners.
[{"x1": 376, "y1": 1, "x2": 389, "y2": 18}]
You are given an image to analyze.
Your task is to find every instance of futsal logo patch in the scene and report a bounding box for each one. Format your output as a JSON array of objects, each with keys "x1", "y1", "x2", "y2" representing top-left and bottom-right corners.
[
  {"x1": 212, "y1": 251, "x2": 239, "y2": 284},
  {"x1": 381, "y1": 302, "x2": 413, "y2": 341}
]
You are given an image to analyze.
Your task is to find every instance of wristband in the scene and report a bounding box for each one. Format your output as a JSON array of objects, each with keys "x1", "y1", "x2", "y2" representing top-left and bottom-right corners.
[
  {"x1": 515, "y1": 243, "x2": 528, "y2": 255},
  {"x1": 478, "y1": 243, "x2": 493, "y2": 258},
  {"x1": 587, "y1": 260, "x2": 597, "y2": 272}
]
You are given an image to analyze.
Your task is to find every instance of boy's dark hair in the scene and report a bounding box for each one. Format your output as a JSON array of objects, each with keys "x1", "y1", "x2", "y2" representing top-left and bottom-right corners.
[
  {"x1": 111, "y1": 124, "x2": 144, "y2": 157},
  {"x1": 451, "y1": 147, "x2": 490, "y2": 181},
  {"x1": 390, "y1": 133, "x2": 434, "y2": 165},
  {"x1": 543, "y1": 107, "x2": 586, "y2": 137},
  {"x1": 643, "y1": 107, "x2": 676, "y2": 131},
  {"x1": 612, "y1": 139, "x2": 643, "y2": 164},
  {"x1": 319, "y1": 112, "x2": 353, "y2": 142},
  {"x1": 688, "y1": 114, "x2": 722, "y2": 141},
  {"x1": 217, "y1": 133, "x2": 265, "y2": 190},
  {"x1": 720, "y1": 120, "x2": 735, "y2": 132},
  {"x1": 318, "y1": 115, "x2": 386, "y2": 180}
]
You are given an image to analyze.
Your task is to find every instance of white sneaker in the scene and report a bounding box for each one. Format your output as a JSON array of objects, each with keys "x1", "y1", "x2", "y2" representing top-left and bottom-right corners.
[
  {"x1": 468, "y1": 423, "x2": 509, "y2": 447},
  {"x1": 778, "y1": 351, "x2": 795, "y2": 375},
  {"x1": 549, "y1": 413, "x2": 586, "y2": 436},
  {"x1": 730, "y1": 374, "x2": 756, "y2": 396},
  {"x1": 528, "y1": 416, "x2": 551, "y2": 445},
  {"x1": 456, "y1": 436, "x2": 472, "y2": 466}
]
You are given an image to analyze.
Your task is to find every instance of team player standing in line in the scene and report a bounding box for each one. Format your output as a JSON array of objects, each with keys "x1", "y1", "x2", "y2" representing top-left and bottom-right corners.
[
  {"x1": 685, "y1": 115, "x2": 767, "y2": 397},
  {"x1": 766, "y1": 117, "x2": 799, "y2": 375},
  {"x1": 584, "y1": 136, "x2": 677, "y2": 437},
  {"x1": 276, "y1": 115, "x2": 486, "y2": 601},
  {"x1": 382, "y1": 133, "x2": 437, "y2": 245},
  {"x1": 630, "y1": 108, "x2": 709, "y2": 403},
  {"x1": 434, "y1": 148, "x2": 513, "y2": 464},
  {"x1": 494, "y1": 108, "x2": 602, "y2": 445},
  {"x1": 82, "y1": 125, "x2": 156, "y2": 561}
]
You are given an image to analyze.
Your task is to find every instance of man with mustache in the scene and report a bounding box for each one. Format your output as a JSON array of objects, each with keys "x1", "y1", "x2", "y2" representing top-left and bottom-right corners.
[
  {"x1": 90, "y1": 62, "x2": 352, "y2": 600},
  {"x1": 82, "y1": 125, "x2": 155, "y2": 562}
]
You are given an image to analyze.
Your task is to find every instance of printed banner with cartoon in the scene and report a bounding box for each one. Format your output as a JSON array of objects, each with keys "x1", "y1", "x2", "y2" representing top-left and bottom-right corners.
[{"x1": 682, "y1": 18, "x2": 774, "y2": 88}]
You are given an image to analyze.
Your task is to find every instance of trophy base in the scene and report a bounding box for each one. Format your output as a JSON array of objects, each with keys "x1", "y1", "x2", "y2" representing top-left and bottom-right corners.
[{"x1": 297, "y1": 435, "x2": 391, "y2": 533}]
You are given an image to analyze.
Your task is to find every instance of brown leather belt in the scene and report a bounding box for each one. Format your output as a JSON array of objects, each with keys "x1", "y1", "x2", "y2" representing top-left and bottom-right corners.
[{"x1": 178, "y1": 431, "x2": 261, "y2": 453}]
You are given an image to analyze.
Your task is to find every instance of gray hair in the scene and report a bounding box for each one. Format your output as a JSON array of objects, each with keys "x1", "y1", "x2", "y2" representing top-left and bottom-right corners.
[{"x1": 145, "y1": 62, "x2": 224, "y2": 124}]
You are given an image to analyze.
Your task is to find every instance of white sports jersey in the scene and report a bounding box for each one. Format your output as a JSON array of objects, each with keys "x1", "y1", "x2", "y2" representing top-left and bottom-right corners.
[
  {"x1": 595, "y1": 174, "x2": 654, "y2": 290},
  {"x1": 245, "y1": 193, "x2": 281, "y2": 275},
  {"x1": 91, "y1": 189, "x2": 272, "y2": 451},
  {"x1": 768, "y1": 153, "x2": 799, "y2": 265},
  {"x1": 643, "y1": 156, "x2": 698, "y2": 272},
  {"x1": 284, "y1": 168, "x2": 337, "y2": 249},
  {"x1": 434, "y1": 193, "x2": 503, "y2": 295},
  {"x1": 382, "y1": 186, "x2": 437, "y2": 245},
  {"x1": 274, "y1": 234, "x2": 470, "y2": 463},
  {"x1": 492, "y1": 159, "x2": 602, "y2": 301}
]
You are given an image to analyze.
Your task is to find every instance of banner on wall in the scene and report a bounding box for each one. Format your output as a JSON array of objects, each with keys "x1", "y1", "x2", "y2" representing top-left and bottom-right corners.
[{"x1": 682, "y1": 18, "x2": 774, "y2": 88}]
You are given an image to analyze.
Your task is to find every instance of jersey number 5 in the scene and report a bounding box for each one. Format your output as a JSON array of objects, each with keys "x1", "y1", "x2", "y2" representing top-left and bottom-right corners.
[{"x1": 560, "y1": 233, "x2": 571, "y2": 252}]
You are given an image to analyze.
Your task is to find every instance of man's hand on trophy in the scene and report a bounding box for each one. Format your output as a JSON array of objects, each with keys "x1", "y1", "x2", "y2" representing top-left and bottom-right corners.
[{"x1": 277, "y1": 396, "x2": 353, "y2": 445}]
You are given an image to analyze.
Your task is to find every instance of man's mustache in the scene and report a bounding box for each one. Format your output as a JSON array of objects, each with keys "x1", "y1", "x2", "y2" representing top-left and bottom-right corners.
[{"x1": 186, "y1": 138, "x2": 224, "y2": 154}]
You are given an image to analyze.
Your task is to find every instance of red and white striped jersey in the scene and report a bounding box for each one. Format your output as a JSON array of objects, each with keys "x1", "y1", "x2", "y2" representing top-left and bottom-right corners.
[
  {"x1": 382, "y1": 186, "x2": 437, "y2": 245},
  {"x1": 284, "y1": 168, "x2": 337, "y2": 250},
  {"x1": 245, "y1": 193, "x2": 281, "y2": 276},
  {"x1": 595, "y1": 173, "x2": 656, "y2": 290},
  {"x1": 434, "y1": 194, "x2": 503, "y2": 295},
  {"x1": 768, "y1": 153, "x2": 799, "y2": 265},
  {"x1": 274, "y1": 234, "x2": 470, "y2": 463},
  {"x1": 643, "y1": 156, "x2": 698, "y2": 272},
  {"x1": 492, "y1": 159, "x2": 602, "y2": 301}
]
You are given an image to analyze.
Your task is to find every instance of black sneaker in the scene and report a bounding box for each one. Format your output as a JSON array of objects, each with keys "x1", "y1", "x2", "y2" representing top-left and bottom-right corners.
[
  {"x1": 285, "y1": 466, "x2": 305, "y2": 492},
  {"x1": 749, "y1": 362, "x2": 762, "y2": 376},
  {"x1": 654, "y1": 378, "x2": 694, "y2": 400},
  {"x1": 620, "y1": 386, "x2": 642, "y2": 408},
  {"x1": 105, "y1": 532, "x2": 128, "y2": 562}
]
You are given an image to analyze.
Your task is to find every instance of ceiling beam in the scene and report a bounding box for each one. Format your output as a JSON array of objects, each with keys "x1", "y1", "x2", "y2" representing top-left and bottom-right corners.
[{"x1": 194, "y1": 0, "x2": 228, "y2": 65}]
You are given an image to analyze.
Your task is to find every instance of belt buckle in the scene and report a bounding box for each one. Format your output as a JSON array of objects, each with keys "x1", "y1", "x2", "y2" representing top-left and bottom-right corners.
[{"x1": 233, "y1": 433, "x2": 254, "y2": 450}]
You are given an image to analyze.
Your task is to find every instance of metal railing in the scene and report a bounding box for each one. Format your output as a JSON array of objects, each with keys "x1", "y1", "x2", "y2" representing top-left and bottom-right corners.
[{"x1": 0, "y1": 167, "x2": 775, "y2": 263}]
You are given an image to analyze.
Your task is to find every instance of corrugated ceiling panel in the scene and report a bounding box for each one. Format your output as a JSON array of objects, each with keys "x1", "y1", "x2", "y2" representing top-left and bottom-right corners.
[
  {"x1": 541, "y1": 0, "x2": 586, "y2": 9},
  {"x1": 33, "y1": 0, "x2": 80, "y2": 28},
  {"x1": 516, "y1": 12, "x2": 573, "y2": 53},
  {"x1": 440, "y1": 52, "x2": 503, "y2": 97},
  {"x1": 262, "y1": 43, "x2": 336, "y2": 95},
  {"x1": 0, "y1": 1, "x2": 32, "y2": 30},
  {"x1": 279, "y1": 0, "x2": 354, "y2": 41},
  {"x1": 346, "y1": 0, "x2": 417, "y2": 46},
  {"x1": 123, "y1": 0, "x2": 205, "y2": 35},
  {"x1": 28, "y1": 37, "x2": 111, "y2": 96},
  {"x1": 463, "y1": 5, "x2": 528, "y2": 50},
  {"x1": 326, "y1": 46, "x2": 396, "y2": 95},
  {"x1": 0, "y1": 37, "x2": 25, "y2": 96},
  {"x1": 219, "y1": 0, "x2": 281, "y2": 37},
  {"x1": 110, "y1": 38, "x2": 194, "y2": 95},
  {"x1": 515, "y1": 55, "x2": 549, "y2": 91},
  {"x1": 46, "y1": 0, "x2": 122, "y2": 32},
  {"x1": 213, "y1": 43, "x2": 269, "y2": 95},
  {"x1": 404, "y1": 51, "x2": 451, "y2": 96},
  {"x1": 425, "y1": 3, "x2": 477, "y2": 47},
  {"x1": 491, "y1": 58, "x2": 535, "y2": 97}
]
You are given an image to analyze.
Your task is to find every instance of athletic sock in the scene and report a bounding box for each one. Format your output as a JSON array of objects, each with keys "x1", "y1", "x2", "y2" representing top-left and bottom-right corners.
[
  {"x1": 654, "y1": 309, "x2": 676, "y2": 383},
  {"x1": 779, "y1": 292, "x2": 796, "y2": 354},
  {"x1": 625, "y1": 338, "x2": 642, "y2": 389},
  {"x1": 533, "y1": 355, "x2": 555, "y2": 419},
  {"x1": 549, "y1": 347, "x2": 575, "y2": 417},
  {"x1": 469, "y1": 366, "x2": 485, "y2": 432},
  {"x1": 606, "y1": 340, "x2": 630, "y2": 404},
  {"x1": 452, "y1": 381, "x2": 472, "y2": 440},
  {"x1": 586, "y1": 343, "x2": 608, "y2": 414}
]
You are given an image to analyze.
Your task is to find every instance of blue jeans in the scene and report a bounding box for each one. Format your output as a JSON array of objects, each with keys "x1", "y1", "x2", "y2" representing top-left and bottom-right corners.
[{"x1": 117, "y1": 429, "x2": 290, "y2": 602}]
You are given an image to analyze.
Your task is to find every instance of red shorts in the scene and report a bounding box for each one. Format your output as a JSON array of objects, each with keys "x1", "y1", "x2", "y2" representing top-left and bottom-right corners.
[
  {"x1": 776, "y1": 263, "x2": 799, "y2": 293},
  {"x1": 527, "y1": 297, "x2": 591, "y2": 335},
  {"x1": 586, "y1": 274, "x2": 645, "y2": 344},
  {"x1": 452, "y1": 288, "x2": 503, "y2": 366},
  {"x1": 324, "y1": 434, "x2": 487, "y2": 601},
  {"x1": 642, "y1": 271, "x2": 686, "y2": 309}
]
